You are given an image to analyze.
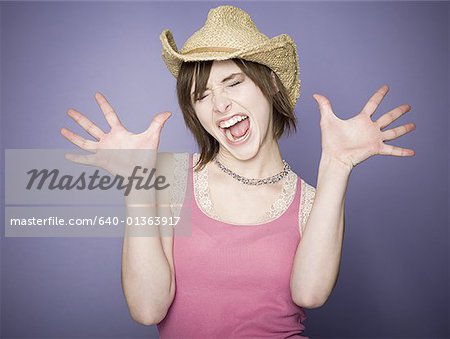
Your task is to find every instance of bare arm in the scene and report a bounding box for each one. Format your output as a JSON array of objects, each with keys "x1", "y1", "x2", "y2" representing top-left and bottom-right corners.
[
  {"x1": 121, "y1": 185, "x2": 175, "y2": 325},
  {"x1": 291, "y1": 154, "x2": 349, "y2": 308},
  {"x1": 61, "y1": 92, "x2": 174, "y2": 324},
  {"x1": 121, "y1": 152, "x2": 179, "y2": 325},
  {"x1": 290, "y1": 85, "x2": 416, "y2": 308}
]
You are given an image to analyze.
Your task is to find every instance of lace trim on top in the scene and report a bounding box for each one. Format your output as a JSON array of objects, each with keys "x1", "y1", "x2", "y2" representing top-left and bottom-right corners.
[
  {"x1": 192, "y1": 153, "x2": 298, "y2": 224},
  {"x1": 298, "y1": 179, "x2": 316, "y2": 236}
]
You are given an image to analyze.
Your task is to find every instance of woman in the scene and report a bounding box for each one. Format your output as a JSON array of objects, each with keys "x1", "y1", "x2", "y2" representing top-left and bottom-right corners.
[{"x1": 61, "y1": 5, "x2": 416, "y2": 338}]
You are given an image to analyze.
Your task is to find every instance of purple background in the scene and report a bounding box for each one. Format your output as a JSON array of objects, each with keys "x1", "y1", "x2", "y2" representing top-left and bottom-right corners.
[{"x1": 1, "y1": 1, "x2": 449, "y2": 338}]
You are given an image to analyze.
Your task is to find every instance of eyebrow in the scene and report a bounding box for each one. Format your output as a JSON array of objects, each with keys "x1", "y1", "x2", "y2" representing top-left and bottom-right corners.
[{"x1": 191, "y1": 73, "x2": 243, "y2": 97}]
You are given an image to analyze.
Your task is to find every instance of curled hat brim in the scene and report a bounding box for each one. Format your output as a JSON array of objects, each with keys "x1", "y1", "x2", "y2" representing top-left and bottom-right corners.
[{"x1": 160, "y1": 29, "x2": 300, "y2": 109}]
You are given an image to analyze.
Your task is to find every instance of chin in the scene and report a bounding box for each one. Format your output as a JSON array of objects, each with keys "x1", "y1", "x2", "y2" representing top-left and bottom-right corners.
[{"x1": 221, "y1": 139, "x2": 261, "y2": 162}]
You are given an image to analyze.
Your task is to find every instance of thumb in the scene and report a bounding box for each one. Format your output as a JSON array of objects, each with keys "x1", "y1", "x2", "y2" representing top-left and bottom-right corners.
[
  {"x1": 144, "y1": 111, "x2": 172, "y2": 150},
  {"x1": 312, "y1": 93, "x2": 334, "y2": 120},
  {"x1": 146, "y1": 111, "x2": 172, "y2": 136}
]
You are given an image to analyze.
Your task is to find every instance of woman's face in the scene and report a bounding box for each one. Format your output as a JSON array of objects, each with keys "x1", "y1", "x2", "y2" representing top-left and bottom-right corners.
[{"x1": 191, "y1": 60, "x2": 274, "y2": 160}]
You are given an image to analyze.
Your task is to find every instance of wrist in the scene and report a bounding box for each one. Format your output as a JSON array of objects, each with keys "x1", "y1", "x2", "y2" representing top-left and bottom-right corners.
[
  {"x1": 319, "y1": 153, "x2": 353, "y2": 177},
  {"x1": 315, "y1": 152, "x2": 351, "y2": 205}
]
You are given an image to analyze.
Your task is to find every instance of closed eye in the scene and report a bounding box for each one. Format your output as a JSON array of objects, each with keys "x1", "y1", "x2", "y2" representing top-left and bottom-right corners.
[
  {"x1": 195, "y1": 80, "x2": 242, "y2": 101},
  {"x1": 197, "y1": 93, "x2": 210, "y2": 101}
]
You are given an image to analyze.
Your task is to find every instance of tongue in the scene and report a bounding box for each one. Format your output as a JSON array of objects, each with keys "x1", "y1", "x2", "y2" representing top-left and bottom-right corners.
[{"x1": 229, "y1": 118, "x2": 250, "y2": 139}]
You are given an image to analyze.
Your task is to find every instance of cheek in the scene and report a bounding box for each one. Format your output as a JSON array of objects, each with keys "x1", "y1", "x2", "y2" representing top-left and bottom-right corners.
[
  {"x1": 242, "y1": 85, "x2": 270, "y2": 111},
  {"x1": 195, "y1": 110, "x2": 214, "y2": 133},
  {"x1": 248, "y1": 92, "x2": 272, "y2": 125},
  {"x1": 259, "y1": 111, "x2": 272, "y2": 132}
]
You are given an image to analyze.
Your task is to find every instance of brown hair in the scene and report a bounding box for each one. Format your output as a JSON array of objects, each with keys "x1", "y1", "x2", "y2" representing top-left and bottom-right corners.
[{"x1": 176, "y1": 58, "x2": 296, "y2": 171}]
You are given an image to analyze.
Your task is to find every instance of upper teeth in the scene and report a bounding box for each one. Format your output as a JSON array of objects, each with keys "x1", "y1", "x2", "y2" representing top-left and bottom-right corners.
[{"x1": 219, "y1": 115, "x2": 248, "y2": 129}]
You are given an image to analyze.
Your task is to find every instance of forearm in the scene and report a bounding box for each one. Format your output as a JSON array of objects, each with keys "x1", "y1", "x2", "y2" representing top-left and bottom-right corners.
[
  {"x1": 290, "y1": 153, "x2": 351, "y2": 308},
  {"x1": 121, "y1": 189, "x2": 174, "y2": 325}
]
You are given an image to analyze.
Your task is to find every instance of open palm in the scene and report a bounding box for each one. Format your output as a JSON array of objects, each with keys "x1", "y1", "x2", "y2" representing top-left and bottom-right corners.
[
  {"x1": 61, "y1": 92, "x2": 171, "y2": 176},
  {"x1": 313, "y1": 85, "x2": 416, "y2": 171}
]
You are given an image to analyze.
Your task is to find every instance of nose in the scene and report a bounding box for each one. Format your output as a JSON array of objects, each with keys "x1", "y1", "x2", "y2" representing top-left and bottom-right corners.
[{"x1": 211, "y1": 87, "x2": 231, "y2": 114}]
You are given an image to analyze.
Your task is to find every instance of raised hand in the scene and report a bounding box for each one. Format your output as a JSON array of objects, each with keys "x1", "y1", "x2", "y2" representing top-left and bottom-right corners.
[
  {"x1": 313, "y1": 85, "x2": 416, "y2": 172},
  {"x1": 60, "y1": 92, "x2": 172, "y2": 176}
]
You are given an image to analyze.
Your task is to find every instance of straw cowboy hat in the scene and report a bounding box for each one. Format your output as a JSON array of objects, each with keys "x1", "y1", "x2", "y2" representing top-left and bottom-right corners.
[{"x1": 160, "y1": 5, "x2": 301, "y2": 109}]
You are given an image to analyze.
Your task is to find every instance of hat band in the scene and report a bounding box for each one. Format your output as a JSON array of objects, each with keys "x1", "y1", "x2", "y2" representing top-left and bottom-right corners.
[{"x1": 185, "y1": 47, "x2": 239, "y2": 54}]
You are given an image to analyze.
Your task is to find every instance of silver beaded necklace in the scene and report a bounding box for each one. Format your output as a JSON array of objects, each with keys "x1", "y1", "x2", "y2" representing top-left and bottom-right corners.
[{"x1": 213, "y1": 157, "x2": 291, "y2": 185}]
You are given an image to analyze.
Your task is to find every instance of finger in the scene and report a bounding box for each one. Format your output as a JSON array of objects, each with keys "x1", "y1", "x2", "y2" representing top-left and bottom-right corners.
[
  {"x1": 312, "y1": 93, "x2": 334, "y2": 120},
  {"x1": 145, "y1": 111, "x2": 172, "y2": 138},
  {"x1": 67, "y1": 109, "x2": 105, "y2": 140},
  {"x1": 376, "y1": 104, "x2": 411, "y2": 129},
  {"x1": 65, "y1": 152, "x2": 96, "y2": 166},
  {"x1": 382, "y1": 122, "x2": 416, "y2": 141},
  {"x1": 379, "y1": 143, "x2": 415, "y2": 157},
  {"x1": 95, "y1": 92, "x2": 122, "y2": 129},
  {"x1": 362, "y1": 85, "x2": 389, "y2": 117},
  {"x1": 60, "y1": 128, "x2": 97, "y2": 152}
]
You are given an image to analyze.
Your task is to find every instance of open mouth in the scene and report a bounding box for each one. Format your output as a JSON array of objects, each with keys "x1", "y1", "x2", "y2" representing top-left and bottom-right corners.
[{"x1": 218, "y1": 115, "x2": 251, "y2": 143}]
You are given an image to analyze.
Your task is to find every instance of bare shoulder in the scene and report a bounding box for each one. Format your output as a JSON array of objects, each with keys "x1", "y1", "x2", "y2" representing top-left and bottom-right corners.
[{"x1": 298, "y1": 178, "x2": 316, "y2": 237}]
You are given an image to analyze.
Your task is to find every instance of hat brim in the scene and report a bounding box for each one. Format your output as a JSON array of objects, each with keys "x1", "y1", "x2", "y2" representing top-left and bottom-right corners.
[{"x1": 160, "y1": 30, "x2": 300, "y2": 109}]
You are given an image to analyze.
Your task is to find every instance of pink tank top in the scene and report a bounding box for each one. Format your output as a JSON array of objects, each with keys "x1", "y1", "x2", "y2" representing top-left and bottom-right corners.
[{"x1": 158, "y1": 154, "x2": 308, "y2": 338}]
